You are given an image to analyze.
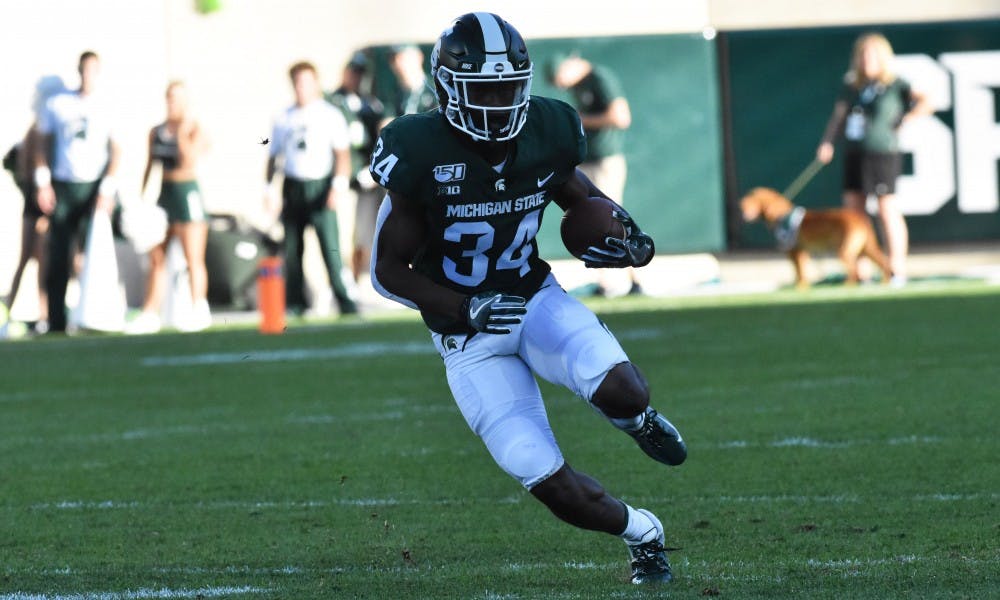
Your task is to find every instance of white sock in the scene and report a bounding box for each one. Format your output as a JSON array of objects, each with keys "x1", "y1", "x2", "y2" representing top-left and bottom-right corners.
[
  {"x1": 607, "y1": 411, "x2": 644, "y2": 433},
  {"x1": 619, "y1": 504, "x2": 659, "y2": 545}
]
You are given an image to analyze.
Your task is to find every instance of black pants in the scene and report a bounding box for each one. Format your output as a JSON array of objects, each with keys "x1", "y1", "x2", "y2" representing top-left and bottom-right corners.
[
  {"x1": 281, "y1": 177, "x2": 356, "y2": 314},
  {"x1": 47, "y1": 180, "x2": 99, "y2": 331}
]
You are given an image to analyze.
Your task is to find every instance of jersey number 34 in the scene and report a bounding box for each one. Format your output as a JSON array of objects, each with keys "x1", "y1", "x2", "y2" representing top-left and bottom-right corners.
[
  {"x1": 444, "y1": 210, "x2": 540, "y2": 287},
  {"x1": 372, "y1": 138, "x2": 541, "y2": 288}
]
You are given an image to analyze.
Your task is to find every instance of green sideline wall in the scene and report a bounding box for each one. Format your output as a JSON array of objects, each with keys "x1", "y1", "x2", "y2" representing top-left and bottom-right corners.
[
  {"x1": 368, "y1": 19, "x2": 999, "y2": 256},
  {"x1": 369, "y1": 34, "x2": 727, "y2": 258}
]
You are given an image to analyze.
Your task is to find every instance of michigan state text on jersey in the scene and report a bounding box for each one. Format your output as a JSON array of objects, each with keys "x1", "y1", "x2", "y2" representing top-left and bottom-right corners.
[{"x1": 370, "y1": 95, "x2": 585, "y2": 333}]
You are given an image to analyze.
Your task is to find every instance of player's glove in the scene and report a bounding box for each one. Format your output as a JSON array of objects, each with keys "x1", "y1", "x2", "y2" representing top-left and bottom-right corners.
[
  {"x1": 582, "y1": 209, "x2": 655, "y2": 269},
  {"x1": 461, "y1": 291, "x2": 527, "y2": 334}
]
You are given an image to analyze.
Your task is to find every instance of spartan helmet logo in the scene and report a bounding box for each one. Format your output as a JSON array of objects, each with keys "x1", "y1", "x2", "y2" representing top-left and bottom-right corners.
[
  {"x1": 444, "y1": 336, "x2": 459, "y2": 350},
  {"x1": 495, "y1": 178, "x2": 506, "y2": 192}
]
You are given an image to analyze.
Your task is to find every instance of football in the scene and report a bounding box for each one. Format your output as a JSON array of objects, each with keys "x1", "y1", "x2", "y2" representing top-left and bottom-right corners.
[{"x1": 560, "y1": 196, "x2": 627, "y2": 259}]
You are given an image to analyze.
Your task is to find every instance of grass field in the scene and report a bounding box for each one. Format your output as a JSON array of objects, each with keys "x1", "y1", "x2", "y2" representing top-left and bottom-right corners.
[{"x1": 1, "y1": 282, "x2": 998, "y2": 599}]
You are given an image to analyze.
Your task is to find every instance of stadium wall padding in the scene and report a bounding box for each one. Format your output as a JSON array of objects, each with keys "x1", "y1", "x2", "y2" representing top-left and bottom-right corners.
[{"x1": 722, "y1": 19, "x2": 1000, "y2": 248}]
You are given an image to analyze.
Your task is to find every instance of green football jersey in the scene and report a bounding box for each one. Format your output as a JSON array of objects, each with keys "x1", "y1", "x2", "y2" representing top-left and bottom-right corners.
[
  {"x1": 838, "y1": 78, "x2": 913, "y2": 153},
  {"x1": 371, "y1": 95, "x2": 587, "y2": 333}
]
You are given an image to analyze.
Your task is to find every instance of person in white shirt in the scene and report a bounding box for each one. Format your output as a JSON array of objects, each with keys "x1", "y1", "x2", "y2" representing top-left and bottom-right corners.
[
  {"x1": 265, "y1": 61, "x2": 357, "y2": 316},
  {"x1": 34, "y1": 51, "x2": 121, "y2": 333}
]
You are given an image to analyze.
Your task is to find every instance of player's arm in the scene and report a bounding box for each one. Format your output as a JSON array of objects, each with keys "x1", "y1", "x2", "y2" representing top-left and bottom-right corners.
[
  {"x1": 579, "y1": 97, "x2": 631, "y2": 131},
  {"x1": 177, "y1": 119, "x2": 209, "y2": 169},
  {"x1": 263, "y1": 155, "x2": 281, "y2": 219},
  {"x1": 15, "y1": 125, "x2": 35, "y2": 183},
  {"x1": 373, "y1": 190, "x2": 465, "y2": 318},
  {"x1": 263, "y1": 126, "x2": 283, "y2": 219},
  {"x1": 372, "y1": 191, "x2": 525, "y2": 334},
  {"x1": 33, "y1": 130, "x2": 56, "y2": 215},
  {"x1": 817, "y1": 99, "x2": 848, "y2": 164},
  {"x1": 552, "y1": 169, "x2": 654, "y2": 269},
  {"x1": 141, "y1": 128, "x2": 156, "y2": 195},
  {"x1": 96, "y1": 138, "x2": 121, "y2": 213},
  {"x1": 327, "y1": 109, "x2": 353, "y2": 210},
  {"x1": 327, "y1": 146, "x2": 351, "y2": 210},
  {"x1": 552, "y1": 167, "x2": 608, "y2": 210},
  {"x1": 900, "y1": 87, "x2": 933, "y2": 124}
]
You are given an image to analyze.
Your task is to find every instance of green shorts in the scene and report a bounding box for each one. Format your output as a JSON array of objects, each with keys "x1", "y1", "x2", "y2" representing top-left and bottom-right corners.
[{"x1": 157, "y1": 180, "x2": 206, "y2": 223}]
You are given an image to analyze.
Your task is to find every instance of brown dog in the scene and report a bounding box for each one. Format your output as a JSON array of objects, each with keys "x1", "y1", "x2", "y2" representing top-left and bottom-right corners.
[{"x1": 740, "y1": 187, "x2": 893, "y2": 289}]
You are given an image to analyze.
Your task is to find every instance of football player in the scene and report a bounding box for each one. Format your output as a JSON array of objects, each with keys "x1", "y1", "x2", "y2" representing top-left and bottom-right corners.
[{"x1": 370, "y1": 13, "x2": 686, "y2": 584}]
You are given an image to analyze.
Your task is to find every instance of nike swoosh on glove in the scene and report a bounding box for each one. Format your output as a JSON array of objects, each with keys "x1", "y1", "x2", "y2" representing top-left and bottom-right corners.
[
  {"x1": 462, "y1": 291, "x2": 527, "y2": 334},
  {"x1": 581, "y1": 209, "x2": 655, "y2": 268}
]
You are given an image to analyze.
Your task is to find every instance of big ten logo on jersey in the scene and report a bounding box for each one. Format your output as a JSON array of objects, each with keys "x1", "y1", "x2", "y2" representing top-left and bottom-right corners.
[
  {"x1": 893, "y1": 51, "x2": 1000, "y2": 217},
  {"x1": 435, "y1": 163, "x2": 466, "y2": 196}
]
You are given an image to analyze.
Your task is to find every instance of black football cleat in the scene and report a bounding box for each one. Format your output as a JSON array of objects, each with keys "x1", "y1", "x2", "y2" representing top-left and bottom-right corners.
[
  {"x1": 629, "y1": 408, "x2": 687, "y2": 466},
  {"x1": 627, "y1": 509, "x2": 673, "y2": 584}
]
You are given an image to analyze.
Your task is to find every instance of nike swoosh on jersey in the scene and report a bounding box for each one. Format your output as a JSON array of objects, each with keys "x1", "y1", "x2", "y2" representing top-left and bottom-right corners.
[{"x1": 537, "y1": 171, "x2": 555, "y2": 187}]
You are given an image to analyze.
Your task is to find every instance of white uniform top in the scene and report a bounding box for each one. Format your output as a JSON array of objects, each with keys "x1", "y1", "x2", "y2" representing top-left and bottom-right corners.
[
  {"x1": 270, "y1": 98, "x2": 350, "y2": 180},
  {"x1": 37, "y1": 91, "x2": 114, "y2": 183}
]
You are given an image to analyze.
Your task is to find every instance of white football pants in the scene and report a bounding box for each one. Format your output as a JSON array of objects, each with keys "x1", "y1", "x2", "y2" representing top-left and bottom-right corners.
[{"x1": 431, "y1": 274, "x2": 629, "y2": 489}]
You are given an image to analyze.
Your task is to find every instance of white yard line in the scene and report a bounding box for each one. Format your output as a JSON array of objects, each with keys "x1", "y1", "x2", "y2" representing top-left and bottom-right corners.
[
  {"x1": 141, "y1": 341, "x2": 433, "y2": 367},
  {"x1": 22, "y1": 491, "x2": 997, "y2": 513},
  {"x1": 3, "y1": 425, "x2": 950, "y2": 451},
  {"x1": 0, "y1": 587, "x2": 267, "y2": 600},
  {"x1": 26, "y1": 495, "x2": 527, "y2": 511},
  {"x1": 715, "y1": 435, "x2": 943, "y2": 449},
  {"x1": 1, "y1": 404, "x2": 456, "y2": 449},
  {"x1": 137, "y1": 328, "x2": 674, "y2": 367},
  {"x1": 9, "y1": 554, "x2": 989, "y2": 590}
]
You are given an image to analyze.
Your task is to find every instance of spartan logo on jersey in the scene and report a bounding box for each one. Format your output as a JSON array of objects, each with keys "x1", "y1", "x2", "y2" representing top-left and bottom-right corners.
[
  {"x1": 434, "y1": 163, "x2": 467, "y2": 183},
  {"x1": 293, "y1": 126, "x2": 307, "y2": 150},
  {"x1": 68, "y1": 117, "x2": 88, "y2": 140},
  {"x1": 444, "y1": 335, "x2": 459, "y2": 350},
  {"x1": 495, "y1": 178, "x2": 506, "y2": 192}
]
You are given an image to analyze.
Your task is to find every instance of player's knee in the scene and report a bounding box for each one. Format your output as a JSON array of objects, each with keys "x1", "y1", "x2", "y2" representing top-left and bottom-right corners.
[
  {"x1": 487, "y1": 416, "x2": 563, "y2": 489},
  {"x1": 504, "y1": 434, "x2": 562, "y2": 489},
  {"x1": 567, "y1": 335, "x2": 628, "y2": 401},
  {"x1": 592, "y1": 362, "x2": 649, "y2": 418}
]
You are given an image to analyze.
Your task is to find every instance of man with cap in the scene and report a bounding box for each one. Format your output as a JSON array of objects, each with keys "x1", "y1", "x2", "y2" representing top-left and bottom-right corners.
[{"x1": 326, "y1": 51, "x2": 386, "y2": 282}]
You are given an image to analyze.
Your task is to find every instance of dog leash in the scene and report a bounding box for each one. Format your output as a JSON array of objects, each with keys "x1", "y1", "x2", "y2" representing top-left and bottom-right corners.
[{"x1": 782, "y1": 159, "x2": 824, "y2": 201}]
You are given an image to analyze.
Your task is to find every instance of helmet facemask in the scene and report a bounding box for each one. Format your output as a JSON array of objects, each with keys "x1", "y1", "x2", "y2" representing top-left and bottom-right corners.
[{"x1": 435, "y1": 62, "x2": 532, "y2": 142}]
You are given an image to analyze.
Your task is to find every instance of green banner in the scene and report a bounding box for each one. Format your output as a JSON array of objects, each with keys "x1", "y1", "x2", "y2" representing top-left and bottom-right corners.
[
  {"x1": 723, "y1": 20, "x2": 1000, "y2": 247},
  {"x1": 529, "y1": 34, "x2": 726, "y2": 256}
]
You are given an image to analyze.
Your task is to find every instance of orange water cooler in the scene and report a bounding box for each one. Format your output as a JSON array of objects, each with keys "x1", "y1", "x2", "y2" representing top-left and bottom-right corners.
[{"x1": 257, "y1": 256, "x2": 285, "y2": 334}]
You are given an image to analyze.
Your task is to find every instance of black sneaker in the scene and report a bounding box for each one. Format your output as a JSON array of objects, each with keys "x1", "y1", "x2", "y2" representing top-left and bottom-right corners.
[
  {"x1": 629, "y1": 408, "x2": 687, "y2": 466},
  {"x1": 627, "y1": 509, "x2": 673, "y2": 584},
  {"x1": 627, "y1": 282, "x2": 644, "y2": 296}
]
